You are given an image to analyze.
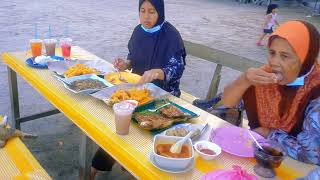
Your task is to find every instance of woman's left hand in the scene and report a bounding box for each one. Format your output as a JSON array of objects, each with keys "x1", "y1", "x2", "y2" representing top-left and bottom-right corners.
[
  {"x1": 253, "y1": 127, "x2": 271, "y2": 138},
  {"x1": 138, "y1": 69, "x2": 164, "y2": 84}
]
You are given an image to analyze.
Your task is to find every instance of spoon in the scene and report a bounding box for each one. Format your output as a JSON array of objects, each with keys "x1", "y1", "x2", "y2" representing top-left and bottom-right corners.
[
  {"x1": 148, "y1": 103, "x2": 170, "y2": 112},
  {"x1": 192, "y1": 122, "x2": 209, "y2": 140},
  {"x1": 247, "y1": 130, "x2": 263, "y2": 150},
  {"x1": 114, "y1": 68, "x2": 127, "y2": 83},
  {"x1": 170, "y1": 130, "x2": 194, "y2": 154}
]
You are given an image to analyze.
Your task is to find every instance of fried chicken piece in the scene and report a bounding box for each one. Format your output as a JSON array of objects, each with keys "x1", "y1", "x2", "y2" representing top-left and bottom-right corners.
[
  {"x1": 134, "y1": 113, "x2": 174, "y2": 130},
  {"x1": 159, "y1": 105, "x2": 185, "y2": 118}
]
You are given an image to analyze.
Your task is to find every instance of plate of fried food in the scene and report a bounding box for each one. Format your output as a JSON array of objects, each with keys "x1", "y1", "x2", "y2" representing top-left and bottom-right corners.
[
  {"x1": 48, "y1": 60, "x2": 114, "y2": 77},
  {"x1": 64, "y1": 63, "x2": 100, "y2": 77},
  {"x1": 109, "y1": 88, "x2": 153, "y2": 106},
  {"x1": 90, "y1": 83, "x2": 169, "y2": 106},
  {"x1": 104, "y1": 71, "x2": 141, "y2": 85},
  {"x1": 132, "y1": 99, "x2": 199, "y2": 132}
]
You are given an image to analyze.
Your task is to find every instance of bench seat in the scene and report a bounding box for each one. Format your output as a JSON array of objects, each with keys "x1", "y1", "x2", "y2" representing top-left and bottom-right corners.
[{"x1": 0, "y1": 116, "x2": 51, "y2": 180}]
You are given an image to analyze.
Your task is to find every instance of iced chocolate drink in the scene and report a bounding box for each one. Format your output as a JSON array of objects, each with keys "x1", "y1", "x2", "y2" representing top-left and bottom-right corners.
[{"x1": 44, "y1": 39, "x2": 57, "y2": 56}]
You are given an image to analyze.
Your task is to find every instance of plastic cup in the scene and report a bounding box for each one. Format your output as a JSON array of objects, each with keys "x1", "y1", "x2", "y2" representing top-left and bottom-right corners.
[
  {"x1": 30, "y1": 39, "x2": 42, "y2": 57},
  {"x1": 44, "y1": 39, "x2": 57, "y2": 56},
  {"x1": 113, "y1": 100, "x2": 138, "y2": 135},
  {"x1": 60, "y1": 38, "x2": 72, "y2": 59}
]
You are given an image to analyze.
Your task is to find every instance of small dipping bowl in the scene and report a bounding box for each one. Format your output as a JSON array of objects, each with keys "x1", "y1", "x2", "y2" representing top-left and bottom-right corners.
[{"x1": 194, "y1": 140, "x2": 221, "y2": 160}]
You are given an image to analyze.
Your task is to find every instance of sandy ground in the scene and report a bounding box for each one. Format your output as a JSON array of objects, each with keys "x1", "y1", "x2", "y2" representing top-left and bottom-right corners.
[{"x1": 0, "y1": 0, "x2": 319, "y2": 179}]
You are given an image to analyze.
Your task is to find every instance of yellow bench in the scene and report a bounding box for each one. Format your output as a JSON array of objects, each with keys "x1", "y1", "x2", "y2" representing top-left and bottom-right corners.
[{"x1": 0, "y1": 116, "x2": 51, "y2": 180}]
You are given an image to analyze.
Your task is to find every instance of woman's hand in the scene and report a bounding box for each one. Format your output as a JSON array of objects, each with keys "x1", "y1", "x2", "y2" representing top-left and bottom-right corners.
[
  {"x1": 253, "y1": 127, "x2": 271, "y2": 138},
  {"x1": 245, "y1": 67, "x2": 278, "y2": 85},
  {"x1": 113, "y1": 58, "x2": 129, "y2": 71},
  {"x1": 138, "y1": 69, "x2": 164, "y2": 84}
]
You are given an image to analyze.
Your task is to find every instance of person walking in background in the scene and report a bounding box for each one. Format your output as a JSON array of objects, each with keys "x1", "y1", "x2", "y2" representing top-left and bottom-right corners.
[{"x1": 256, "y1": 4, "x2": 279, "y2": 46}]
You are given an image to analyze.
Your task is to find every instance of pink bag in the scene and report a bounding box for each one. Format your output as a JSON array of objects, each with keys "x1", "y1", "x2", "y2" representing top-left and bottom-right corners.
[{"x1": 201, "y1": 165, "x2": 258, "y2": 180}]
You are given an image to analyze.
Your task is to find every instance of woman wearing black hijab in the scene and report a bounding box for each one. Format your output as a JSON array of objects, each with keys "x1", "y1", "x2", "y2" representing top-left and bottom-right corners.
[
  {"x1": 114, "y1": 0, "x2": 186, "y2": 97},
  {"x1": 91, "y1": 0, "x2": 186, "y2": 178}
]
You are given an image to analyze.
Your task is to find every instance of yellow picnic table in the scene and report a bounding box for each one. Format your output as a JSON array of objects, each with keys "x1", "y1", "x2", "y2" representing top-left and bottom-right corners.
[
  {"x1": 1, "y1": 47, "x2": 317, "y2": 180},
  {"x1": 0, "y1": 116, "x2": 51, "y2": 180}
]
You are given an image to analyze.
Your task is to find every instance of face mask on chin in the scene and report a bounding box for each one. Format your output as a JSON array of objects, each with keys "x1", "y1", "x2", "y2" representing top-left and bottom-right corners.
[
  {"x1": 141, "y1": 21, "x2": 165, "y2": 33},
  {"x1": 286, "y1": 66, "x2": 314, "y2": 86}
]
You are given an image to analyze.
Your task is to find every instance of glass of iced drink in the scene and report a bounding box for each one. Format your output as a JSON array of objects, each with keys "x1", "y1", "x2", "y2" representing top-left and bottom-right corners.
[
  {"x1": 60, "y1": 38, "x2": 72, "y2": 59},
  {"x1": 30, "y1": 39, "x2": 42, "y2": 58},
  {"x1": 113, "y1": 100, "x2": 138, "y2": 135},
  {"x1": 44, "y1": 39, "x2": 57, "y2": 56}
]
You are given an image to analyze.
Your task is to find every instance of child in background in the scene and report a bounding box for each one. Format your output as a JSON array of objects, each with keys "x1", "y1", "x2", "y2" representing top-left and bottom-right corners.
[{"x1": 256, "y1": 4, "x2": 279, "y2": 46}]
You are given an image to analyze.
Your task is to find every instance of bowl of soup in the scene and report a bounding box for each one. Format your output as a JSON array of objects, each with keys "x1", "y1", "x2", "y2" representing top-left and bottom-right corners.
[{"x1": 153, "y1": 135, "x2": 194, "y2": 170}]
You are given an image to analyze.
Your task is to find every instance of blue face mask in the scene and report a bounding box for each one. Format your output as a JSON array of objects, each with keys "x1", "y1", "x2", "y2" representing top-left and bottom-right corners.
[
  {"x1": 286, "y1": 76, "x2": 305, "y2": 86},
  {"x1": 141, "y1": 21, "x2": 165, "y2": 33},
  {"x1": 286, "y1": 66, "x2": 314, "y2": 86}
]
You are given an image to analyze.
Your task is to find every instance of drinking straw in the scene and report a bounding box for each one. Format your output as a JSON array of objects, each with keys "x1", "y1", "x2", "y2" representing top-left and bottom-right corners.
[
  {"x1": 49, "y1": 25, "x2": 52, "y2": 39},
  {"x1": 248, "y1": 130, "x2": 263, "y2": 150},
  {"x1": 34, "y1": 23, "x2": 38, "y2": 39},
  {"x1": 64, "y1": 23, "x2": 69, "y2": 37}
]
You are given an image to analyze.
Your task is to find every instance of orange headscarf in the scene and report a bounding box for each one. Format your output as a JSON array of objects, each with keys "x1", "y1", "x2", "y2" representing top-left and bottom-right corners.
[
  {"x1": 244, "y1": 20, "x2": 320, "y2": 135},
  {"x1": 268, "y1": 21, "x2": 310, "y2": 63},
  {"x1": 268, "y1": 20, "x2": 318, "y2": 75}
]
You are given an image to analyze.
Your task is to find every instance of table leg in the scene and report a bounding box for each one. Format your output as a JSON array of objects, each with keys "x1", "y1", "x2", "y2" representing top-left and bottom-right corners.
[
  {"x1": 79, "y1": 133, "x2": 94, "y2": 180},
  {"x1": 7, "y1": 67, "x2": 20, "y2": 129}
]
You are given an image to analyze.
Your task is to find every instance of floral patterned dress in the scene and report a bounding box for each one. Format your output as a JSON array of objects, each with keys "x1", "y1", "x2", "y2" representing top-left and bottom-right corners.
[
  {"x1": 268, "y1": 97, "x2": 320, "y2": 165},
  {"x1": 161, "y1": 53, "x2": 185, "y2": 97}
]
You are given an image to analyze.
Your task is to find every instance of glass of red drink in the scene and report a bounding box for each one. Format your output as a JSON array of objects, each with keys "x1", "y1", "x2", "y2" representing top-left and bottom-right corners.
[{"x1": 60, "y1": 38, "x2": 72, "y2": 59}]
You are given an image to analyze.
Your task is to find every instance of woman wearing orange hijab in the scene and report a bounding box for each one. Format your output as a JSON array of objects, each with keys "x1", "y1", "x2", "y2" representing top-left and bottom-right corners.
[{"x1": 222, "y1": 20, "x2": 320, "y2": 165}]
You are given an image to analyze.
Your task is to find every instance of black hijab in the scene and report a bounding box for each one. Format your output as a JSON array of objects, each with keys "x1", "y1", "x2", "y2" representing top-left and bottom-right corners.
[{"x1": 128, "y1": 0, "x2": 186, "y2": 81}]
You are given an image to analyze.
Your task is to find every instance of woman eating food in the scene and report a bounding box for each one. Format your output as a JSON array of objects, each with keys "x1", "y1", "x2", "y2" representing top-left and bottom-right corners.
[
  {"x1": 222, "y1": 20, "x2": 320, "y2": 165},
  {"x1": 113, "y1": 0, "x2": 186, "y2": 97},
  {"x1": 91, "y1": 0, "x2": 186, "y2": 179}
]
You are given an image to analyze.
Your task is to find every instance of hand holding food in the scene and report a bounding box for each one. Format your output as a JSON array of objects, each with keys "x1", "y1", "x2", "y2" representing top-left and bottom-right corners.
[
  {"x1": 245, "y1": 67, "x2": 278, "y2": 85},
  {"x1": 113, "y1": 58, "x2": 130, "y2": 71}
]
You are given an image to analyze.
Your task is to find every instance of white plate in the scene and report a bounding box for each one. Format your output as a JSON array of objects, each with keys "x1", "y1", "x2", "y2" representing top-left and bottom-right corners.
[{"x1": 149, "y1": 153, "x2": 194, "y2": 174}]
